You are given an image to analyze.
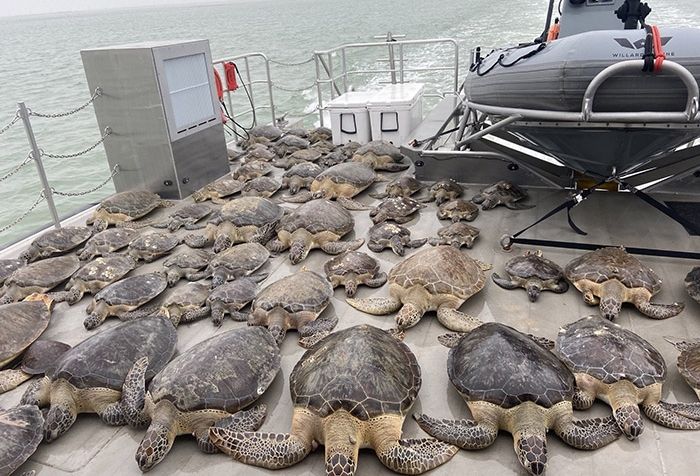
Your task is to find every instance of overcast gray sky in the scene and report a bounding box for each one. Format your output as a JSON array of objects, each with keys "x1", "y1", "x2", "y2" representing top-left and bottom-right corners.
[{"x1": 1, "y1": 0, "x2": 235, "y2": 17}]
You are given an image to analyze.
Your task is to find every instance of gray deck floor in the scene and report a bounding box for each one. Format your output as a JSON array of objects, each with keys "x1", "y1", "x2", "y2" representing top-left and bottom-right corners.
[{"x1": 2, "y1": 164, "x2": 700, "y2": 476}]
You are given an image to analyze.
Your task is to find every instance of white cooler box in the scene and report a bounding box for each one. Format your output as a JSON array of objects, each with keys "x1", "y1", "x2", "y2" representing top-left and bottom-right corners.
[
  {"x1": 326, "y1": 91, "x2": 375, "y2": 145},
  {"x1": 367, "y1": 83, "x2": 424, "y2": 145}
]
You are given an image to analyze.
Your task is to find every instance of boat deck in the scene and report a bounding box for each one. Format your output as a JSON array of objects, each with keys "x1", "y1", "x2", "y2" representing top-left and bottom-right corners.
[{"x1": 2, "y1": 160, "x2": 700, "y2": 476}]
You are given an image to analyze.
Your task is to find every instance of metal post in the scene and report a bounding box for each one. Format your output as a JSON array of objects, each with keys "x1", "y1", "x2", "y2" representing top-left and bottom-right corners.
[
  {"x1": 263, "y1": 57, "x2": 276, "y2": 125},
  {"x1": 314, "y1": 54, "x2": 325, "y2": 127},
  {"x1": 341, "y1": 49, "x2": 348, "y2": 93},
  {"x1": 17, "y1": 102, "x2": 61, "y2": 229},
  {"x1": 327, "y1": 53, "x2": 335, "y2": 99},
  {"x1": 243, "y1": 57, "x2": 256, "y2": 125},
  {"x1": 386, "y1": 32, "x2": 397, "y2": 84}
]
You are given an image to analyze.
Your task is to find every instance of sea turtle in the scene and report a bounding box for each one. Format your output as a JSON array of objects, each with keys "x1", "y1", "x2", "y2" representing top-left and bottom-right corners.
[
  {"x1": 162, "y1": 249, "x2": 213, "y2": 287},
  {"x1": 244, "y1": 145, "x2": 277, "y2": 162},
  {"x1": 232, "y1": 160, "x2": 273, "y2": 183},
  {"x1": 272, "y1": 148, "x2": 322, "y2": 169},
  {"x1": 472, "y1": 180, "x2": 533, "y2": 210},
  {"x1": 415, "y1": 322, "x2": 622, "y2": 476},
  {"x1": 208, "y1": 277, "x2": 262, "y2": 326},
  {"x1": 437, "y1": 199, "x2": 480, "y2": 222},
  {"x1": 121, "y1": 326, "x2": 280, "y2": 471},
  {"x1": 282, "y1": 162, "x2": 323, "y2": 195},
  {"x1": 78, "y1": 228, "x2": 139, "y2": 260},
  {"x1": 324, "y1": 251, "x2": 388, "y2": 297},
  {"x1": 0, "y1": 259, "x2": 23, "y2": 286},
  {"x1": 184, "y1": 197, "x2": 283, "y2": 252},
  {"x1": 86, "y1": 190, "x2": 172, "y2": 231},
  {"x1": 565, "y1": 247, "x2": 684, "y2": 320},
  {"x1": 310, "y1": 140, "x2": 335, "y2": 155},
  {"x1": 684, "y1": 267, "x2": 700, "y2": 304},
  {"x1": 267, "y1": 199, "x2": 364, "y2": 264},
  {"x1": 556, "y1": 315, "x2": 700, "y2": 439},
  {"x1": 369, "y1": 175, "x2": 423, "y2": 199},
  {"x1": 249, "y1": 269, "x2": 336, "y2": 346},
  {"x1": 83, "y1": 272, "x2": 168, "y2": 330},
  {"x1": 351, "y1": 140, "x2": 410, "y2": 171},
  {"x1": 421, "y1": 178, "x2": 463, "y2": 205},
  {"x1": 188, "y1": 242, "x2": 270, "y2": 287},
  {"x1": 284, "y1": 128, "x2": 309, "y2": 138},
  {"x1": 308, "y1": 126, "x2": 333, "y2": 143},
  {"x1": 192, "y1": 176, "x2": 243, "y2": 203},
  {"x1": 340, "y1": 141, "x2": 362, "y2": 158},
  {"x1": 240, "y1": 176, "x2": 281, "y2": 198},
  {"x1": 127, "y1": 232, "x2": 180, "y2": 262},
  {"x1": 665, "y1": 336, "x2": 700, "y2": 401},
  {"x1": 20, "y1": 226, "x2": 93, "y2": 262},
  {"x1": 146, "y1": 282, "x2": 211, "y2": 326},
  {"x1": 242, "y1": 125, "x2": 283, "y2": 147},
  {"x1": 369, "y1": 196, "x2": 425, "y2": 224},
  {"x1": 367, "y1": 222, "x2": 427, "y2": 256},
  {"x1": 492, "y1": 250, "x2": 568, "y2": 302},
  {"x1": 319, "y1": 149, "x2": 347, "y2": 168},
  {"x1": 0, "y1": 405, "x2": 44, "y2": 476},
  {"x1": 151, "y1": 203, "x2": 212, "y2": 232},
  {"x1": 347, "y1": 245, "x2": 487, "y2": 338},
  {"x1": 20, "y1": 317, "x2": 177, "y2": 442},
  {"x1": 428, "y1": 222, "x2": 480, "y2": 249},
  {"x1": 210, "y1": 324, "x2": 458, "y2": 475},
  {"x1": 0, "y1": 256, "x2": 80, "y2": 304},
  {"x1": 1, "y1": 339, "x2": 71, "y2": 394},
  {"x1": 273, "y1": 135, "x2": 310, "y2": 157},
  {"x1": 56, "y1": 255, "x2": 137, "y2": 305}
]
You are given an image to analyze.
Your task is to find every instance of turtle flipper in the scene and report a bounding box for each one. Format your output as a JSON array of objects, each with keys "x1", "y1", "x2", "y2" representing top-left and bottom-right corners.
[
  {"x1": 180, "y1": 305, "x2": 211, "y2": 323},
  {"x1": 0, "y1": 369, "x2": 31, "y2": 394},
  {"x1": 658, "y1": 401, "x2": 700, "y2": 421},
  {"x1": 20, "y1": 376, "x2": 51, "y2": 406},
  {"x1": 527, "y1": 334, "x2": 555, "y2": 351},
  {"x1": 365, "y1": 272, "x2": 388, "y2": 288},
  {"x1": 436, "y1": 307, "x2": 482, "y2": 333},
  {"x1": 408, "y1": 238, "x2": 428, "y2": 249},
  {"x1": 337, "y1": 197, "x2": 371, "y2": 211},
  {"x1": 634, "y1": 300, "x2": 685, "y2": 319},
  {"x1": 642, "y1": 403, "x2": 700, "y2": 429},
  {"x1": 492, "y1": 272, "x2": 519, "y2": 290},
  {"x1": 196, "y1": 405, "x2": 268, "y2": 454},
  {"x1": 572, "y1": 388, "x2": 596, "y2": 410},
  {"x1": 320, "y1": 239, "x2": 365, "y2": 255},
  {"x1": 298, "y1": 314, "x2": 338, "y2": 348},
  {"x1": 289, "y1": 240, "x2": 312, "y2": 264},
  {"x1": 437, "y1": 333, "x2": 465, "y2": 348},
  {"x1": 346, "y1": 296, "x2": 402, "y2": 315},
  {"x1": 209, "y1": 429, "x2": 313, "y2": 469},
  {"x1": 376, "y1": 437, "x2": 457, "y2": 473},
  {"x1": 119, "y1": 305, "x2": 159, "y2": 322},
  {"x1": 413, "y1": 413, "x2": 498, "y2": 449},
  {"x1": 282, "y1": 191, "x2": 313, "y2": 203},
  {"x1": 553, "y1": 414, "x2": 622, "y2": 449},
  {"x1": 120, "y1": 357, "x2": 150, "y2": 428},
  {"x1": 664, "y1": 336, "x2": 700, "y2": 352}
]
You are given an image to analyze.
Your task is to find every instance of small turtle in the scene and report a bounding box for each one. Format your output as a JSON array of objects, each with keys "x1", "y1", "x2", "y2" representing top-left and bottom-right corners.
[
  {"x1": 340, "y1": 141, "x2": 362, "y2": 158},
  {"x1": 1, "y1": 339, "x2": 72, "y2": 394},
  {"x1": 351, "y1": 140, "x2": 409, "y2": 171},
  {"x1": 127, "y1": 232, "x2": 180, "y2": 262},
  {"x1": 367, "y1": 222, "x2": 427, "y2": 256},
  {"x1": 319, "y1": 149, "x2": 347, "y2": 168},
  {"x1": 308, "y1": 126, "x2": 333, "y2": 143},
  {"x1": 0, "y1": 259, "x2": 23, "y2": 286},
  {"x1": 210, "y1": 325, "x2": 457, "y2": 475},
  {"x1": 20, "y1": 317, "x2": 177, "y2": 442},
  {"x1": 208, "y1": 277, "x2": 261, "y2": 326},
  {"x1": 242, "y1": 125, "x2": 283, "y2": 147},
  {"x1": 188, "y1": 242, "x2": 270, "y2": 287},
  {"x1": 437, "y1": 199, "x2": 479, "y2": 222},
  {"x1": 249, "y1": 269, "x2": 337, "y2": 346},
  {"x1": 272, "y1": 148, "x2": 322, "y2": 169},
  {"x1": 78, "y1": 228, "x2": 139, "y2": 261},
  {"x1": 282, "y1": 162, "x2": 323, "y2": 195},
  {"x1": 347, "y1": 246, "x2": 487, "y2": 337},
  {"x1": 192, "y1": 176, "x2": 243, "y2": 203},
  {"x1": 565, "y1": 247, "x2": 684, "y2": 320},
  {"x1": 369, "y1": 175, "x2": 423, "y2": 199},
  {"x1": 56, "y1": 255, "x2": 137, "y2": 305},
  {"x1": 151, "y1": 203, "x2": 212, "y2": 232},
  {"x1": 0, "y1": 405, "x2": 44, "y2": 476},
  {"x1": 492, "y1": 250, "x2": 568, "y2": 301},
  {"x1": 556, "y1": 315, "x2": 700, "y2": 439},
  {"x1": 284, "y1": 127, "x2": 309, "y2": 138},
  {"x1": 324, "y1": 251, "x2": 387, "y2": 297},
  {"x1": 232, "y1": 160, "x2": 273, "y2": 182},
  {"x1": 369, "y1": 196, "x2": 425, "y2": 224},
  {"x1": 685, "y1": 267, "x2": 700, "y2": 304},
  {"x1": 147, "y1": 282, "x2": 211, "y2": 326},
  {"x1": 428, "y1": 222, "x2": 480, "y2": 249},
  {"x1": 240, "y1": 176, "x2": 281, "y2": 198},
  {"x1": 121, "y1": 326, "x2": 280, "y2": 471},
  {"x1": 421, "y1": 178, "x2": 463, "y2": 205},
  {"x1": 415, "y1": 322, "x2": 621, "y2": 476},
  {"x1": 86, "y1": 190, "x2": 172, "y2": 231},
  {"x1": 244, "y1": 146, "x2": 277, "y2": 162},
  {"x1": 83, "y1": 272, "x2": 168, "y2": 330},
  {"x1": 1, "y1": 256, "x2": 80, "y2": 304},
  {"x1": 273, "y1": 135, "x2": 310, "y2": 157},
  {"x1": 665, "y1": 336, "x2": 700, "y2": 401},
  {"x1": 185, "y1": 197, "x2": 283, "y2": 252},
  {"x1": 267, "y1": 199, "x2": 364, "y2": 264},
  {"x1": 20, "y1": 226, "x2": 93, "y2": 262},
  {"x1": 472, "y1": 180, "x2": 533, "y2": 210},
  {"x1": 162, "y1": 249, "x2": 213, "y2": 287}
]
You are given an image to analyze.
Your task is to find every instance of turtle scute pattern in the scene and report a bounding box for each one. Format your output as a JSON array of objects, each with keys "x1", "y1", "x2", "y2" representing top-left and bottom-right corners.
[
  {"x1": 281, "y1": 199, "x2": 354, "y2": 236},
  {"x1": 255, "y1": 270, "x2": 332, "y2": 314},
  {"x1": 565, "y1": 247, "x2": 661, "y2": 292}
]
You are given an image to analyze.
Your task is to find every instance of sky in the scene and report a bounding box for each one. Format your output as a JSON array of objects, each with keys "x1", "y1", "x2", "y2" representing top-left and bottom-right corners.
[{"x1": 0, "y1": 0, "x2": 239, "y2": 17}]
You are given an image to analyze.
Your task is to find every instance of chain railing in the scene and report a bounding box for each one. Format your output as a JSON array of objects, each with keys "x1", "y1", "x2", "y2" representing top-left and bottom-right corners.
[
  {"x1": 51, "y1": 165, "x2": 120, "y2": 197},
  {"x1": 0, "y1": 190, "x2": 46, "y2": 235},
  {"x1": 42, "y1": 127, "x2": 112, "y2": 159},
  {"x1": 0, "y1": 113, "x2": 20, "y2": 136},
  {"x1": 27, "y1": 88, "x2": 102, "y2": 119}
]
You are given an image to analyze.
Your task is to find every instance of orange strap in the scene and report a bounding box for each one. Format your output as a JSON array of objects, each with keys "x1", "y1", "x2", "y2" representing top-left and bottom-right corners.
[
  {"x1": 547, "y1": 23, "x2": 560, "y2": 42},
  {"x1": 651, "y1": 25, "x2": 666, "y2": 72}
]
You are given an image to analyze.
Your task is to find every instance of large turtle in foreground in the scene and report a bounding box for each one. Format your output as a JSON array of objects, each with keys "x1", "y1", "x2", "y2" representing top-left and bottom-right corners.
[
  {"x1": 565, "y1": 247, "x2": 684, "y2": 320},
  {"x1": 415, "y1": 322, "x2": 622, "y2": 475},
  {"x1": 121, "y1": 326, "x2": 280, "y2": 471},
  {"x1": 210, "y1": 325, "x2": 458, "y2": 475},
  {"x1": 0, "y1": 256, "x2": 80, "y2": 304},
  {"x1": 556, "y1": 315, "x2": 700, "y2": 439},
  {"x1": 492, "y1": 250, "x2": 568, "y2": 302},
  {"x1": 20, "y1": 226, "x2": 93, "y2": 262},
  {"x1": 86, "y1": 190, "x2": 172, "y2": 231},
  {"x1": 347, "y1": 246, "x2": 488, "y2": 338},
  {"x1": 0, "y1": 405, "x2": 44, "y2": 476},
  {"x1": 20, "y1": 317, "x2": 177, "y2": 442}
]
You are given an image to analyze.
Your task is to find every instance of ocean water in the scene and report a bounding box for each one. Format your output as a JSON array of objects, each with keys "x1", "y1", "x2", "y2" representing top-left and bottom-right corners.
[{"x1": 0, "y1": 0, "x2": 697, "y2": 246}]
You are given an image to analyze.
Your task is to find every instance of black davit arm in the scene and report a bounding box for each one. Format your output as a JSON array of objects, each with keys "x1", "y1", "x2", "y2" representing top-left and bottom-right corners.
[{"x1": 615, "y1": 0, "x2": 652, "y2": 29}]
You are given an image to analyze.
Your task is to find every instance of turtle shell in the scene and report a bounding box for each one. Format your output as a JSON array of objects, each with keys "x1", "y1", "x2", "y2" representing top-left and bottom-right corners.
[
  {"x1": 556, "y1": 315, "x2": 665, "y2": 388},
  {"x1": 128, "y1": 232, "x2": 180, "y2": 254},
  {"x1": 241, "y1": 176, "x2": 281, "y2": 196},
  {"x1": 290, "y1": 149, "x2": 322, "y2": 162},
  {"x1": 676, "y1": 342, "x2": 700, "y2": 389},
  {"x1": 369, "y1": 222, "x2": 411, "y2": 241},
  {"x1": 0, "y1": 259, "x2": 23, "y2": 285},
  {"x1": 206, "y1": 177, "x2": 243, "y2": 197},
  {"x1": 284, "y1": 162, "x2": 323, "y2": 179},
  {"x1": 20, "y1": 340, "x2": 71, "y2": 375},
  {"x1": 70, "y1": 255, "x2": 136, "y2": 285},
  {"x1": 389, "y1": 246, "x2": 485, "y2": 299},
  {"x1": 324, "y1": 251, "x2": 380, "y2": 278},
  {"x1": 149, "y1": 326, "x2": 280, "y2": 412},
  {"x1": 355, "y1": 141, "x2": 403, "y2": 160},
  {"x1": 437, "y1": 222, "x2": 480, "y2": 240},
  {"x1": 437, "y1": 199, "x2": 479, "y2": 219},
  {"x1": 385, "y1": 176, "x2": 422, "y2": 196},
  {"x1": 291, "y1": 324, "x2": 420, "y2": 420},
  {"x1": 207, "y1": 278, "x2": 259, "y2": 307},
  {"x1": 94, "y1": 272, "x2": 167, "y2": 306},
  {"x1": 210, "y1": 242, "x2": 269, "y2": 273},
  {"x1": 684, "y1": 267, "x2": 700, "y2": 303},
  {"x1": 449, "y1": 322, "x2": 575, "y2": 409},
  {"x1": 474, "y1": 180, "x2": 527, "y2": 203},
  {"x1": 219, "y1": 197, "x2": 284, "y2": 227},
  {"x1": 232, "y1": 161, "x2": 272, "y2": 180},
  {"x1": 564, "y1": 247, "x2": 661, "y2": 293},
  {"x1": 431, "y1": 179, "x2": 462, "y2": 193},
  {"x1": 371, "y1": 197, "x2": 423, "y2": 220},
  {"x1": 5, "y1": 256, "x2": 80, "y2": 289},
  {"x1": 309, "y1": 127, "x2": 332, "y2": 142},
  {"x1": 279, "y1": 199, "x2": 354, "y2": 236},
  {"x1": 170, "y1": 203, "x2": 211, "y2": 221},
  {"x1": 275, "y1": 135, "x2": 309, "y2": 150},
  {"x1": 0, "y1": 405, "x2": 44, "y2": 476},
  {"x1": 162, "y1": 282, "x2": 210, "y2": 308},
  {"x1": 97, "y1": 191, "x2": 163, "y2": 218},
  {"x1": 505, "y1": 253, "x2": 564, "y2": 281},
  {"x1": 254, "y1": 270, "x2": 332, "y2": 314},
  {"x1": 80, "y1": 228, "x2": 138, "y2": 258},
  {"x1": 316, "y1": 162, "x2": 376, "y2": 188},
  {"x1": 24, "y1": 226, "x2": 92, "y2": 259},
  {"x1": 0, "y1": 299, "x2": 52, "y2": 366},
  {"x1": 163, "y1": 249, "x2": 212, "y2": 270},
  {"x1": 249, "y1": 125, "x2": 283, "y2": 141},
  {"x1": 50, "y1": 317, "x2": 176, "y2": 390}
]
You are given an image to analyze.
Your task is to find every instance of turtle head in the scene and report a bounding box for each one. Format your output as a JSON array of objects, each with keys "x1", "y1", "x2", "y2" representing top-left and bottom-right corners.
[
  {"x1": 24, "y1": 293, "x2": 54, "y2": 311},
  {"x1": 135, "y1": 404, "x2": 178, "y2": 472},
  {"x1": 526, "y1": 281, "x2": 542, "y2": 302},
  {"x1": 18, "y1": 247, "x2": 37, "y2": 263},
  {"x1": 44, "y1": 381, "x2": 78, "y2": 442},
  {"x1": 514, "y1": 429, "x2": 547, "y2": 475},
  {"x1": 165, "y1": 269, "x2": 181, "y2": 288},
  {"x1": 211, "y1": 269, "x2": 227, "y2": 288},
  {"x1": 324, "y1": 412, "x2": 360, "y2": 476},
  {"x1": 599, "y1": 295, "x2": 622, "y2": 320},
  {"x1": 91, "y1": 218, "x2": 108, "y2": 233}
]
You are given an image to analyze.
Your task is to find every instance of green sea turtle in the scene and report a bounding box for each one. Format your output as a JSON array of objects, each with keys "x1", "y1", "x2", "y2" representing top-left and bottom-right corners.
[
  {"x1": 415, "y1": 322, "x2": 622, "y2": 475},
  {"x1": 121, "y1": 326, "x2": 280, "y2": 471},
  {"x1": 684, "y1": 267, "x2": 700, "y2": 304},
  {"x1": 319, "y1": 149, "x2": 347, "y2": 168},
  {"x1": 421, "y1": 179, "x2": 463, "y2": 205},
  {"x1": 308, "y1": 126, "x2": 333, "y2": 143},
  {"x1": 20, "y1": 226, "x2": 93, "y2": 262},
  {"x1": 351, "y1": 140, "x2": 410, "y2": 171},
  {"x1": 0, "y1": 405, "x2": 44, "y2": 475},
  {"x1": 78, "y1": 228, "x2": 139, "y2": 261},
  {"x1": 472, "y1": 180, "x2": 533, "y2": 210},
  {"x1": 428, "y1": 222, "x2": 480, "y2": 249},
  {"x1": 324, "y1": 251, "x2": 387, "y2": 297},
  {"x1": 188, "y1": 242, "x2": 270, "y2": 287},
  {"x1": 162, "y1": 249, "x2": 213, "y2": 287},
  {"x1": 127, "y1": 232, "x2": 180, "y2": 262},
  {"x1": 244, "y1": 145, "x2": 277, "y2": 162},
  {"x1": 243, "y1": 125, "x2": 283, "y2": 147},
  {"x1": 367, "y1": 222, "x2": 427, "y2": 256},
  {"x1": 86, "y1": 190, "x2": 172, "y2": 231},
  {"x1": 347, "y1": 245, "x2": 487, "y2": 338},
  {"x1": 0, "y1": 256, "x2": 80, "y2": 304},
  {"x1": 369, "y1": 175, "x2": 423, "y2": 199},
  {"x1": 273, "y1": 135, "x2": 310, "y2": 157},
  {"x1": 20, "y1": 317, "x2": 176, "y2": 442},
  {"x1": 369, "y1": 196, "x2": 425, "y2": 224},
  {"x1": 209, "y1": 324, "x2": 458, "y2": 475},
  {"x1": 240, "y1": 176, "x2": 281, "y2": 198},
  {"x1": 272, "y1": 148, "x2": 322, "y2": 169},
  {"x1": 232, "y1": 160, "x2": 273, "y2": 182},
  {"x1": 492, "y1": 250, "x2": 568, "y2": 302},
  {"x1": 150, "y1": 282, "x2": 211, "y2": 326},
  {"x1": 207, "y1": 277, "x2": 261, "y2": 326},
  {"x1": 0, "y1": 259, "x2": 23, "y2": 286},
  {"x1": 56, "y1": 255, "x2": 137, "y2": 305},
  {"x1": 565, "y1": 247, "x2": 684, "y2": 320},
  {"x1": 192, "y1": 177, "x2": 243, "y2": 204},
  {"x1": 282, "y1": 162, "x2": 323, "y2": 195},
  {"x1": 436, "y1": 199, "x2": 479, "y2": 222},
  {"x1": 151, "y1": 203, "x2": 212, "y2": 232}
]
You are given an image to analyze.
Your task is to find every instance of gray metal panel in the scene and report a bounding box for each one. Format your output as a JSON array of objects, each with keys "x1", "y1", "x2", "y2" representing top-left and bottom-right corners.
[
  {"x1": 559, "y1": 0, "x2": 626, "y2": 38},
  {"x1": 171, "y1": 125, "x2": 230, "y2": 197}
]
